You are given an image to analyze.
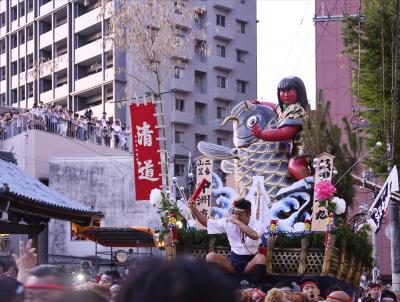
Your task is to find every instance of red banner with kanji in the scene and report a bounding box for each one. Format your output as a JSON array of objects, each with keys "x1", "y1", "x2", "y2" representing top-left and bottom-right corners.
[{"x1": 130, "y1": 102, "x2": 162, "y2": 201}]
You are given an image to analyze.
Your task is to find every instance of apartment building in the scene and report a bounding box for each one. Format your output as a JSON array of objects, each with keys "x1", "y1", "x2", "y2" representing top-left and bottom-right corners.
[
  {"x1": 0, "y1": 0, "x2": 257, "y2": 174},
  {"x1": 125, "y1": 0, "x2": 257, "y2": 175},
  {"x1": 0, "y1": 0, "x2": 120, "y2": 119}
]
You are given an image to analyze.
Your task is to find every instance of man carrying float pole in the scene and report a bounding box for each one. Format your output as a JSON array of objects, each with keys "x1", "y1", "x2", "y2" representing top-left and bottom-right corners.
[{"x1": 189, "y1": 197, "x2": 266, "y2": 285}]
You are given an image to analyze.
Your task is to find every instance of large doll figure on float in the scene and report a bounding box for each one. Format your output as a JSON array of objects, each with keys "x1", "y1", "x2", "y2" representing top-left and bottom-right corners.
[{"x1": 251, "y1": 76, "x2": 311, "y2": 181}]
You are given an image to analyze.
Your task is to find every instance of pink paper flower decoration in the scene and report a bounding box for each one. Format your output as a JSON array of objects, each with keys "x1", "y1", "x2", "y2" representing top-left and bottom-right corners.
[{"x1": 315, "y1": 180, "x2": 337, "y2": 201}]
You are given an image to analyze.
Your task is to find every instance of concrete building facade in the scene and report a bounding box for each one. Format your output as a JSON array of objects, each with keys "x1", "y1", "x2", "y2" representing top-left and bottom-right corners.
[{"x1": 0, "y1": 0, "x2": 257, "y2": 175}]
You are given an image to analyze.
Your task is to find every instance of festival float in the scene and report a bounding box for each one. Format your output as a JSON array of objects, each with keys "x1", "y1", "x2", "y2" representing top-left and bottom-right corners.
[{"x1": 134, "y1": 77, "x2": 381, "y2": 290}]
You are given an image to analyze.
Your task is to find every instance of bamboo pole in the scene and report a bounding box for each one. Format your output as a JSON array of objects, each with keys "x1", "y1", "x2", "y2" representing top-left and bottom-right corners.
[
  {"x1": 321, "y1": 233, "x2": 336, "y2": 275},
  {"x1": 353, "y1": 261, "x2": 363, "y2": 286},
  {"x1": 345, "y1": 257, "x2": 355, "y2": 283},
  {"x1": 266, "y1": 236, "x2": 276, "y2": 273},
  {"x1": 164, "y1": 234, "x2": 176, "y2": 260},
  {"x1": 336, "y1": 247, "x2": 347, "y2": 279},
  {"x1": 298, "y1": 237, "x2": 310, "y2": 274}
]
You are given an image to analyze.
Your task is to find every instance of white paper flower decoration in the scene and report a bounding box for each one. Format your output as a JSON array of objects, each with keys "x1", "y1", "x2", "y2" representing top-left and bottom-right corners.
[
  {"x1": 332, "y1": 197, "x2": 347, "y2": 215},
  {"x1": 149, "y1": 188, "x2": 162, "y2": 207}
]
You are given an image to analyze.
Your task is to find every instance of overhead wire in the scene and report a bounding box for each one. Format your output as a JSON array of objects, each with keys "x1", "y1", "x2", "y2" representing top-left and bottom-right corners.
[
  {"x1": 278, "y1": 0, "x2": 313, "y2": 78},
  {"x1": 300, "y1": 0, "x2": 340, "y2": 78}
]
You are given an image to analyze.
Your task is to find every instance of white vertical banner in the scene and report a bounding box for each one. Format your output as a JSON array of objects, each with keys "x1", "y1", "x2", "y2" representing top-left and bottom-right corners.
[
  {"x1": 368, "y1": 166, "x2": 399, "y2": 233},
  {"x1": 311, "y1": 152, "x2": 335, "y2": 231},
  {"x1": 195, "y1": 156, "x2": 213, "y2": 230}
]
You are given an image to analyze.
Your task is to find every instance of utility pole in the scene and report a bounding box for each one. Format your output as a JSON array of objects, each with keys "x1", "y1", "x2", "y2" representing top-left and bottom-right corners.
[{"x1": 390, "y1": 0, "x2": 400, "y2": 292}]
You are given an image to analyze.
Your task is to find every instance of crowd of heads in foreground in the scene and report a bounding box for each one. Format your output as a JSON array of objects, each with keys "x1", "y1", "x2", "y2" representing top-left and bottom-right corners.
[{"x1": 0, "y1": 240, "x2": 398, "y2": 302}]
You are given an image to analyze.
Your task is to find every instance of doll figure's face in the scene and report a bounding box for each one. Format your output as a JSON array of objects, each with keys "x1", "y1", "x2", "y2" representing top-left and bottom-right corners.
[{"x1": 279, "y1": 88, "x2": 298, "y2": 105}]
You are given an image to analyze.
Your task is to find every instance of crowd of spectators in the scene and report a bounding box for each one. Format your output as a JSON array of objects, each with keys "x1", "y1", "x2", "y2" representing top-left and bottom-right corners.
[
  {"x1": 0, "y1": 102, "x2": 131, "y2": 151},
  {"x1": 1, "y1": 239, "x2": 399, "y2": 302}
]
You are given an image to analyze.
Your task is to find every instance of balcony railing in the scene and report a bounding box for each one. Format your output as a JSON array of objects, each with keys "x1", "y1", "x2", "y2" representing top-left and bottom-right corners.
[
  {"x1": 40, "y1": 0, "x2": 53, "y2": 16},
  {"x1": 75, "y1": 39, "x2": 103, "y2": 64},
  {"x1": 40, "y1": 30, "x2": 53, "y2": 49},
  {"x1": 0, "y1": 114, "x2": 130, "y2": 152},
  {"x1": 55, "y1": 22, "x2": 68, "y2": 42},
  {"x1": 170, "y1": 77, "x2": 193, "y2": 93}
]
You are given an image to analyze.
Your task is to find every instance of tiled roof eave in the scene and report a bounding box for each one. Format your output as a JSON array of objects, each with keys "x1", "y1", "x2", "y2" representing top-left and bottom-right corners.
[{"x1": 1, "y1": 192, "x2": 103, "y2": 221}]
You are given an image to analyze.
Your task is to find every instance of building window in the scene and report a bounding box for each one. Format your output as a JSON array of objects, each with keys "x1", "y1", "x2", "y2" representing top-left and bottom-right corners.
[
  {"x1": 19, "y1": 86, "x2": 25, "y2": 101},
  {"x1": 217, "y1": 107, "x2": 227, "y2": 119},
  {"x1": 195, "y1": 71, "x2": 206, "y2": 93},
  {"x1": 174, "y1": 66, "x2": 185, "y2": 79},
  {"x1": 0, "y1": 12, "x2": 5, "y2": 28},
  {"x1": 0, "y1": 67, "x2": 5, "y2": 81},
  {"x1": 175, "y1": 131, "x2": 184, "y2": 143},
  {"x1": 28, "y1": 82, "x2": 33, "y2": 98},
  {"x1": 237, "y1": 80, "x2": 247, "y2": 93},
  {"x1": 11, "y1": 89, "x2": 17, "y2": 104},
  {"x1": 19, "y1": 30, "x2": 25, "y2": 45},
  {"x1": 11, "y1": 6, "x2": 18, "y2": 22},
  {"x1": 217, "y1": 76, "x2": 227, "y2": 89},
  {"x1": 195, "y1": 40, "x2": 207, "y2": 62},
  {"x1": 19, "y1": 58, "x2": 25, "y2": 73},
  {"x1": 11, "y1": 34, "x2": 18, "y2": 49},
  {"x1": 0, "y1": 93, "x2": 5, "y2": 105},
  {"x1": 40, "y1": 0, "x2": 52, "y2": 6},
  {"x1": 236, "y1": 49, "x2": 246, "y2": 63},
  {"x1": 216, "y1": 14, "x2": 226, "y2": 27},
  {"x1": 175, "y1": 98, "x2": 185, "y2": 112},
  {"x1": 104, "y1": 18, "x2": 111, "y2": 35},
  {"x1": 194, "y1": 7, "x2": 206, "y2": 27},
  {"x1": 27, "y1": 0, "x2": 34, "y2": 12},
  {"x1": 11, "y1": 61, "x2": 18, "y2": 76},
  {"x1": 19, "y1": 2, "x2": 25, "y2": 17},
  {"x1": 216, "y1": 45, "x2": 226, "y2": 57},
  {"x1": 27, "y1": 26, "x2": 34, "y2": 41},
  {"x1": 237, "y1": 20, "x2": 246, "y2": 33},
  {"x1": 56, "y1": 14, "x2": 67, "y2": 27},
  {"x1": 175, "y1": 164, "x2": 185, "y2": 176},
  {"x1": 217, "y1": 137, "x2": 227, "y2": 146},
  {"x1": 27, "y1": 54, "x2": 34, "y2": 69},
  {"x1": 55, "y1": 43, "x2": 68, "y2": 56},
  {"x1": 0, "y1": 39, "x2": 5, "y2": 54},
  {"x1": 195, "y1": 103, "x2": 206, "y2": 125}
]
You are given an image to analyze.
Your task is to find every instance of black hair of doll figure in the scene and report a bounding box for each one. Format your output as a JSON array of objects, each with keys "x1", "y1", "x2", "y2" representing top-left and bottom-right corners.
[{"x1": 252, "y1": 76, "x2": 311, "y2": 181}]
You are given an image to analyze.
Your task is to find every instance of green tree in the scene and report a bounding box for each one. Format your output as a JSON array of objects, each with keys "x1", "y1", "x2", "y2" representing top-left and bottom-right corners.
[
  {"x1": 341, "y1": 0, "x2": 400, "y2": 175},
  {"x1": 303, "y1": 100, "x2": 363, "y2": 208}
]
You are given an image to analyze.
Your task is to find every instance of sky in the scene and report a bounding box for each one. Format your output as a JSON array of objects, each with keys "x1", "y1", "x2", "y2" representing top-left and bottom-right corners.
[{"x1": 257, "y1": 0, "x2": 316, "y2": 107}]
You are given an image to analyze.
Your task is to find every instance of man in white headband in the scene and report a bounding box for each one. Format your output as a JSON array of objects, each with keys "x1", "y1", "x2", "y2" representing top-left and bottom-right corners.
[{"x1": 189, "y1": 197, "x2": 266, "y2": 285}]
